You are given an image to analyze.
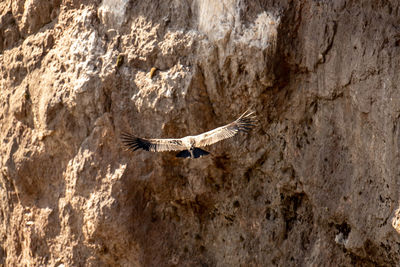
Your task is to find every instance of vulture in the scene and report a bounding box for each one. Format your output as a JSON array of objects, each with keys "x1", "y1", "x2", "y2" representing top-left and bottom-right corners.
[{"x1": 121, "y1": 110, "x2": 256, "y2": 159}]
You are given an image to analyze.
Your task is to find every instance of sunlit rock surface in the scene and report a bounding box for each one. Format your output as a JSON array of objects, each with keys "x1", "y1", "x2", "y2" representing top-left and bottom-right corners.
[{"x1": 1, "y1": 0, "x2": 400, "y2": 265}]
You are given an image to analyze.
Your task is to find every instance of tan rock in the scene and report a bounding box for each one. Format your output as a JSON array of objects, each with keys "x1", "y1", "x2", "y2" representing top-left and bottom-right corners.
[{"x1": 1, "y1": 0, "x2": 399, "y2": 266}]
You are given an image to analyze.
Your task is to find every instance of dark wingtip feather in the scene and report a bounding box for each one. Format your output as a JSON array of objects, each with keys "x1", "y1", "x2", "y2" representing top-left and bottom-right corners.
[
  {"x1": 235, "y1": 110, "x2": 257, "y2": 132},
  {"x1": 121, "y1": 132, "x2": 151, "y2": 152}
]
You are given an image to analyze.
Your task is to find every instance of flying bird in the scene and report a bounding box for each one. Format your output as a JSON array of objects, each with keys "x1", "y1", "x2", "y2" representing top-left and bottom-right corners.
[{"x1": 121, "y1": 110, "x2": 256, "y2": 159}]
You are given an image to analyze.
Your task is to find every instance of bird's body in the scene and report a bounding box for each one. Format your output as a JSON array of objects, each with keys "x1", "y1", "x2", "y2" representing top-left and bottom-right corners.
[
  {"x1": 180, "y1": 136, "x2": 195, "y2": 148},
  {"x1": 121, "y1": 110, "x2": 256, "y2": 158}
]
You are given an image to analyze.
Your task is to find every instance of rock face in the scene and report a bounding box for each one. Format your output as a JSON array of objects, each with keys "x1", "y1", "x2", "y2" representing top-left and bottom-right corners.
[{"x1": 1, "y1": 0, "x2": 400, "y2": 266}]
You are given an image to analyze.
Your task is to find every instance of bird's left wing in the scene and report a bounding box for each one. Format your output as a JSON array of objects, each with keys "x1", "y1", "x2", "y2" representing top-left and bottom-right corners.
[
  {"x1": 194, "y1": 110, "x2": 256, "y2": 147},
  {"x1": 121, "y1": 132, "x2": 186, "y2": 152}
]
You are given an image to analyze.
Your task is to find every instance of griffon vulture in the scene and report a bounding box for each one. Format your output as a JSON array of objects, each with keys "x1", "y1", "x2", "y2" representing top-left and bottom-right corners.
[{"x1": 121, "y1": 110, "x2": 256, "y2": 159}]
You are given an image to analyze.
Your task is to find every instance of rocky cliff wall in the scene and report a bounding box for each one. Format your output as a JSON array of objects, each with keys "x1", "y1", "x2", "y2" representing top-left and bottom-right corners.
[{"x1": 1, "y1": 0, "x2": 400, "y2": 266}]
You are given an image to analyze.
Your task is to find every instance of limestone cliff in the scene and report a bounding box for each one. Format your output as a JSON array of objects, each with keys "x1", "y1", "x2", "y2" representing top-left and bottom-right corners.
[{"x1": 1, "y1": 0, "x2": 400, "y2": 266}]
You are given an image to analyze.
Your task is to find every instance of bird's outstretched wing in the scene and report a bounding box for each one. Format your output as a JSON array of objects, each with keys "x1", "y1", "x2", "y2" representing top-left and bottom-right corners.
[
  {"x1": 194, "y1": 110, "x2": 256, "y2": 147},
  {"x1": 121, "y1": 132, "x2": 186, "y2": 152}
]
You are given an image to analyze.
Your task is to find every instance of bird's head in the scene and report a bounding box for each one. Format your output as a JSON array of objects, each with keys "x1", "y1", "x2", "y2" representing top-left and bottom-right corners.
[{"x1": 186, "y1": 136, "x2": 196, "y2": 146}]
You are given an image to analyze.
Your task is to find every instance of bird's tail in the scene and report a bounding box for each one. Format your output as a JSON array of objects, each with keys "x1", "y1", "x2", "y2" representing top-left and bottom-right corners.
[
  {"x1": 176, "y1": 148, "x2": 210, "y2": 158},
  {"x1": 176, "y1": 150, "x2": 191, "y2": 158},
  {"x1": 193, "y1": 148, "x2": 210, "y2": 158}
]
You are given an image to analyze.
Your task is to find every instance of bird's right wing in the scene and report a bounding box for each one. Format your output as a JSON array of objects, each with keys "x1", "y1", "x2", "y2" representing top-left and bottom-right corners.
[
  {"x1": 194, "y1": 110, "x2": 256, "y2": 147},
  {"x1": 121, "y1": 132, "x2": 186, "y2": 152}
]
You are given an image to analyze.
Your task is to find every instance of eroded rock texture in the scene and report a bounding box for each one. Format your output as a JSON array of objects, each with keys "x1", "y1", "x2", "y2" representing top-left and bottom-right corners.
[{"x1": 1, "y1": 0, "x2": 400, "y2": 266}]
